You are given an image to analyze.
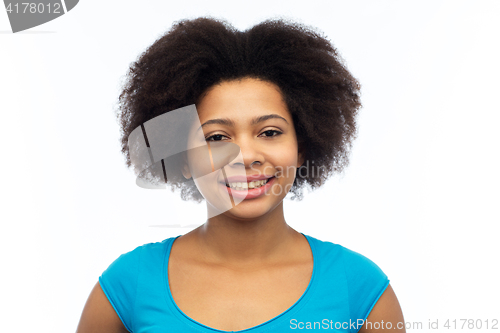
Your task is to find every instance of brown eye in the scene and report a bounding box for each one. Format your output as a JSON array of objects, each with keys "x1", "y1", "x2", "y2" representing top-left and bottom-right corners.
[
  {"x1": 260, "y1": 130, "x2": 282, "y2": 137},
  {"x1": 205, "y1": 134, "x2": 227, "y2": 141}
]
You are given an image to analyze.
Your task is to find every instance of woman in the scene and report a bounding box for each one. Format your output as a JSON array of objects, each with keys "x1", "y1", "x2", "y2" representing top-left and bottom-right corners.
[{"x1": 77, "y1": 17, "x2": 405, "y2": 333}]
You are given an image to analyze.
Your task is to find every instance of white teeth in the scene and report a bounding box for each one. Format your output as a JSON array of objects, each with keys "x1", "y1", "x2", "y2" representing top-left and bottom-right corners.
[{"x1": 226, "y1": 178, "x2": 271, "y2": 190}]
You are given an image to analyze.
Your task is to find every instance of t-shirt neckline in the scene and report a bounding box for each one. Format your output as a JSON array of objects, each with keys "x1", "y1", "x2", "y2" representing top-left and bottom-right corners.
[{"x1": 162, "y1": 233, "x2": 317, "y2": 332}]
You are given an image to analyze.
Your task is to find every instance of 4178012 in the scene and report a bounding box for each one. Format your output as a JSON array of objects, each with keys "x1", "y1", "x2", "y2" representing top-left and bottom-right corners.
[
  {"x1": 5, "y1": 2, "x2": 62, "y2": 14},
  {"x1": 444, "y1": 319, "x2": 498, "y2": 330}
]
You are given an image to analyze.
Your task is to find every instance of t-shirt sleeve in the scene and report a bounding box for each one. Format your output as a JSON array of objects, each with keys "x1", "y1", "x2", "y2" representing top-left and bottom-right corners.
[
  {"x1": 340, "y1": 246, "x2": 390, "y2": 331},
  {"x1": 98, "y1": 245, "x2": 142, "y2": 333}
]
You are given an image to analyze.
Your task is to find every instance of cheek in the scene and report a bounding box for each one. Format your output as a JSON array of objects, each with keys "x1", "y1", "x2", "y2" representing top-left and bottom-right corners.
[
  {"x1": 267, "y1": 143, "x2": 299, "y2": 178},
  {"x1": 185, "y1": 144, "x2": 212, "y2": 178}
]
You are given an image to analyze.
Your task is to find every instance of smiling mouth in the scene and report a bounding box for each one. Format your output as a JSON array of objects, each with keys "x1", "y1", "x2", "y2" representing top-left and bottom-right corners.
[{"x1": 224, "y1": 177, "x2": 274, "y2": 191}]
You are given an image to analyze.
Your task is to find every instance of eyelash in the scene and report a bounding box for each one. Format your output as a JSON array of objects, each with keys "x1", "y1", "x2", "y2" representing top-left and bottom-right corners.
[{"x1": 205, "y1": 130, "x2": 283, "y2": 142}]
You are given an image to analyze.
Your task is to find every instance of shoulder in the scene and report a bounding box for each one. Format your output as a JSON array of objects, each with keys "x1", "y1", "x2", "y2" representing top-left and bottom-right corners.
[
  {"x1": 305, "y1": 234, "x2": 386, "y2": 276},
  {"x1": 304, "y1": 235, "x2": 383, "y2": 273},
  {"x1": 98, "y1": 236, "x2": 175, "y2": 294},
  {"x1": 101, "y1": 237, "x2": 176, "y2": 275},
  {"x1": 97, "y1": 236, "x2": 179, "y2": 332},
  {"x1": 304, "y1": 235, "x2": 390, "y2": 322},
  {"x1": 111, "y1": 236, "x2": 179, "y2": 263},
  {"x1": 338, "y1": 245, "x2": 387, "y2": 279}
]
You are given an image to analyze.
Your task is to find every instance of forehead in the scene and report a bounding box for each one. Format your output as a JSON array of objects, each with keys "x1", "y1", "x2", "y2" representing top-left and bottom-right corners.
[{"x1": 195, "y1": 78, "x2": 291, "y2": 122}]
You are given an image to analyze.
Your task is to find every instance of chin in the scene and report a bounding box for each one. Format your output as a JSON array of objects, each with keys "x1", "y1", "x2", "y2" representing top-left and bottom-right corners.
[
  {"x1": 230, "y1": 209, "x2": 269, "y2": 220},
  {"x1": 228, "y1": 198, "x2": 282, "y2": 220}
]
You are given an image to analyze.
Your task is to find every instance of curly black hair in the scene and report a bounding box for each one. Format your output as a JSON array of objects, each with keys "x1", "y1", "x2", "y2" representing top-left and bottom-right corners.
[{"x1": 116, "y1": 17, "x2": 361, "y2": 202}]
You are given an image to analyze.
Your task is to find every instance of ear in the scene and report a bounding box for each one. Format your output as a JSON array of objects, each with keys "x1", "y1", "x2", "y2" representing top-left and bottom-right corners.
[
  {"x1": 297, "y1": 142, "x2": 305, "y2": 168},
  {"x1": 181, "y1": 153, "x2": 192, "y2": 180},
  {"x1": 181, "y1": 164, "x2": 192, "y2": 180}
]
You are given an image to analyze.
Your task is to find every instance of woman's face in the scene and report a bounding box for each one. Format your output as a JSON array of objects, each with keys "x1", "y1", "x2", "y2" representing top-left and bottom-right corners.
[{"x1": 185, "y1": 77, "x2": 303, "y2": 219}]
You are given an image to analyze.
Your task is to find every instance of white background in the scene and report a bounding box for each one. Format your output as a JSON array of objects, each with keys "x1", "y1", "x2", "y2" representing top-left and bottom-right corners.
[{"x1": 1, "y1": 0, "x2": 499, "y2": 332}]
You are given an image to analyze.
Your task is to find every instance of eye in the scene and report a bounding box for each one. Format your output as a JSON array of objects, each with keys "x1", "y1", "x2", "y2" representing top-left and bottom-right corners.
[
  {"x1": 259, "y1": 130, "x2": 283, "y2": 138},
  {"x1": 205, "y1": 134, "x2": 228, "y2": 142}
]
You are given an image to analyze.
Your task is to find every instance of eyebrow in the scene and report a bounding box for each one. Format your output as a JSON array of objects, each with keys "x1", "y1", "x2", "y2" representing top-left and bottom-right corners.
[{"x1": 198, "y1": 114, "x2": 289, "y2": 131}]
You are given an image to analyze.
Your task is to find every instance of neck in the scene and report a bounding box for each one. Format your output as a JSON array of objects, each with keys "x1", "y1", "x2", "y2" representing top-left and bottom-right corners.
[{"x1": 192, "y1": 201, "x2": 298, "y2": 267}]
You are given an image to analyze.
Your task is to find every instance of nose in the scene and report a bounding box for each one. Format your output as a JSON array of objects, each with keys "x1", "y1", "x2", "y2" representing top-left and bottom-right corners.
[{"x1": 229, "y1": 137, "x2": 265, "y2": 169}]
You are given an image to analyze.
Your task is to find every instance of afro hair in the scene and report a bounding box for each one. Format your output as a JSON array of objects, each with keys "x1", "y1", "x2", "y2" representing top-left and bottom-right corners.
[{"x1": 116, "y1": 17, "x2": 361, "y2": 201}]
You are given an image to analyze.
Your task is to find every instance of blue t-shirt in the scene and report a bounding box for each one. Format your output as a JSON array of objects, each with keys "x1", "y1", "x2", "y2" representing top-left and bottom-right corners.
[{"x1": 99, "y1": 234, "x2": 389, "y2": 333}]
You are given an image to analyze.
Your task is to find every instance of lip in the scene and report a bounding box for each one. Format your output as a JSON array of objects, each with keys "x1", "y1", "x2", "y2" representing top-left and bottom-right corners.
[
  {"x1": 220, "y1": 176, "x2": 276, "y2": 200},
  {"x1": 222, "y1": 174, "x2": 275, "y2": 183}
]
